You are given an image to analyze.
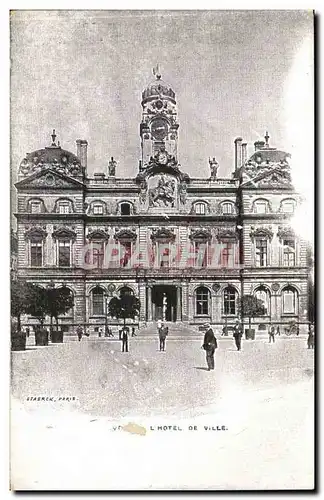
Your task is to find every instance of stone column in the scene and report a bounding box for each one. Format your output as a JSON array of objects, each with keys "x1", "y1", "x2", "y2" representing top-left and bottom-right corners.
[
  {"x1": 181, "y1": 282, "x2": 189, "y2": 322},
  {"x1": 176, "y1": 286, "x2": 182, "y2": 322},
  {"x1": 147, "y1": 286, "x2": 153, "y2": 322}
]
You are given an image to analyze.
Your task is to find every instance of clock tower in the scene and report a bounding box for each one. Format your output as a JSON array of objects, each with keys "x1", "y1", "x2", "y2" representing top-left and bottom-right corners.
[{"x1": 140, "y1": 66, "x2": 179, "y2": 167}]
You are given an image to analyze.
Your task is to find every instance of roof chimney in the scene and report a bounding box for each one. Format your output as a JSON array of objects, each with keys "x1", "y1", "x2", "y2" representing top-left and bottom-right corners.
[
  {"x1": 241, "y1": 143, "x2": 248, "y2": 165},
  {"x1": 76, "y1": 139, "x2": 88, "y2": 170},
  {"x1": 234, "y1": 137, "x2": 243, "y2": 171}
]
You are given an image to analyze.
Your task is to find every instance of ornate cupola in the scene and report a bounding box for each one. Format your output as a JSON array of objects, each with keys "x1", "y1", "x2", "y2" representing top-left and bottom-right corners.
[{"x1": 140, "y1": 65, "x2": 179, "y2": 168}]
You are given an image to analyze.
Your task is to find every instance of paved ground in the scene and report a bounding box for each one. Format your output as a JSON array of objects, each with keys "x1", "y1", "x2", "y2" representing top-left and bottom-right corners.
[{"x1": 11, "y1": 337, "x2": 314, "y2": 490}]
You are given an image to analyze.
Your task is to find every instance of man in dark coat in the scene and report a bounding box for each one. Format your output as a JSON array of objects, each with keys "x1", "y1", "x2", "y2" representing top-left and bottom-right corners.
[
  {"x1": 76, "y1": 324, "x2": 83, "y2": 342},
  {"x1": 159, "y1": 323, "x2": 168, "y2": 351},
  {"x1": 268, "y1": 324, "x2": 275, "y2": 343},
  {"x1": 121, "y1": 327, "x2": 129, "y2": 352},
  {"x1": 307, "y1": 324, "x2": 314, "y2": 349},
  {"x1": 233, "y1": 320, "x2": 243, "y2": 351},
  {"x1": 202, "y1": 323, "x2": 217, "y2": 371}
]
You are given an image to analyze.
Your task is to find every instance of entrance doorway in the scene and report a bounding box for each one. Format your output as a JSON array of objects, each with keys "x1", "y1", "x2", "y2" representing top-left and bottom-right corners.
[{"x1": 151, "y1": 285, "x2": 177, "y2": 322}]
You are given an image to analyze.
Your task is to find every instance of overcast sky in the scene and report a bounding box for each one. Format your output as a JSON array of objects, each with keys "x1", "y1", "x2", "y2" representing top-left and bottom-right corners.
[{"x1": 10, "y1": 10, "x2": 313, "y2": 180}]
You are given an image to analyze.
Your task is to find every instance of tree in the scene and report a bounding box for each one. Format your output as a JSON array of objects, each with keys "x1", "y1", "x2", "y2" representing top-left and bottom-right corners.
[
  {"x1": 241, "y1": 295, "x2": 266, "y2": 332},
  {"x1": 108, "y1": 294, "x2": 141, "y2": 328},
  {"x1": 11, "y1": 279, "x2": 47, "y2": 330},
  {"x1": 45, "y1": 285, "x2": 74, "y2": 332}
]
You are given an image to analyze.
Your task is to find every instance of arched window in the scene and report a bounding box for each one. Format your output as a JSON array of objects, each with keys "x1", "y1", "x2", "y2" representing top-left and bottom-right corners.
[
  {"x1": 93, "y1": 203, "x2": 104, "y2": 215},
  {"x1": 195, "y1": 286, "x2": 210, "y2": 316},
  {"x1": 194, "y1": 202, "x2": 206, "y2": 215},
  {"x1": 120, "y1": 202, "x2": 131, "y2": 216},
  {"x1": 55, "y1": 199, "x2": 73, "y2": 214},
  {"x1": 57, "y1": 287, "x2": 74, "y2": 318},
  {"x1": 91, "y1": 286, "x2": 105, "y2": 316},
  {"x1": 119, "y1": 286, "x2": 134, "y2": 297},
  {"x1": 28, "y1": 198, "x2": 46, "y2": 213},
  {"x1": 280, "y1": 199, "x2": 296, "y2": 214},
  {"x1": 223, "y1": 286, "x2": 237, "y2": 315},
  {"x1": 282, "y1": 286, "x2": 298, "y2": 315},
  {"x1": 253, "y1": 199, "x2": 270, "y2": 214},
  {"x1": 254, "y1": 286, "x2": 270, "y2": 315},
  {"x1": 221, "y1": 202, "x2": 234, "y2": 215}
]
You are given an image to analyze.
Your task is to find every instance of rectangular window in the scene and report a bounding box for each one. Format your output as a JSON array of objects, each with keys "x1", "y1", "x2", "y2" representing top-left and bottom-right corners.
[
  {"x1": 93, "y1": 205, "x2": 103, "y2": 215},
  {"x1": 92, "y1": 242, "x2": 105, "y2": 268},
  {"x1": 59, "y1": 203, "x2": 70, "y2": 214},
  {"x1": 220, "y1": 242, "x2": 234, "y2": 267},
  {"x1": 283, "y1": 291, "x2": 295, "y2": 314},
  {"x1": 222, "y1": 203, "x2": 233, "y2": 214},
  {"x1": 120, "y1": 242, "x2": 132, "y2": 267},
  {"x1": 58, "y1": 240, "x2": 71, "y2": 267},
  {"x1": 283, "y1": 239, "x2": 296, "y2": 266},
  {"x1": 30, "y1": 241, "x2": 42, "y2": 267},
  {"x1": 255, "y1": 202, "x2": 267, "y2": 214},
  {"x1": 255, "y1": 239, "x2": 268, "y2": 267},
  {"x1": 194, "y1": 242, "x2": 208, "y2": 267},
  {"x1": 30, "y1": 202, "x2": 41, "y2": 214},
  {"x1": 195, "y1": 203, "x2": 206, "y2": 215},
  {"x1": 93, "y1": 293, "x2": 104, "y2": 316},
  {"x1": 282, "y1": 202, "x2": 295, "y2": 213},
  {"x1": 159, "y1": 243, "x2": 170, "y2": 267}
]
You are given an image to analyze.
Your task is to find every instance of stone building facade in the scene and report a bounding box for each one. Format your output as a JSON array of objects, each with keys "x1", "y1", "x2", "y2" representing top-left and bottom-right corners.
[{"x1": 14, "y1": 71, "x2": 309, "y2": 334}]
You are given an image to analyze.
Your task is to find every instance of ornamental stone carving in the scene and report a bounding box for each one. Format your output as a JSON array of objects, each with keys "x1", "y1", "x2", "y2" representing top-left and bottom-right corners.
[
  {"x1": 150, "y1": 227, "x2": 176, "y2": 242},
  {"x1": 277, "y1": 226, "x2": 296, "y2": 239},
  {"x1": 217, "y1": 227, "x2": 238, "y2": 241},
  {"x1": 114, "y1": 229, "x2": 137, "y2": 242},
  {"x1": 189, "y1": 229, "x2": 212, "y2": 241},
  {"x1": 148, "y1": 174, "x2": 176, "y2": 207},
  {"x1": 250, "y1": 226, "x2": 274, "y2": 240},
  {"x1": 52, "y1": 226, "x2": 77, "y2": 241},
  {"x1": 24, "y1": 226, "x2": 47, "y2": 241}
]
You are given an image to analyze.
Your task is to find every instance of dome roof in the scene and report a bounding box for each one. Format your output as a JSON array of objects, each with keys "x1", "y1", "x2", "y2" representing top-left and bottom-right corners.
[
  {"x1": 142, "y1": 75, "x2": 176, "y2": 103},
  {"x1": 18, "y1": 130, "x2": 82, "y2": 178}
]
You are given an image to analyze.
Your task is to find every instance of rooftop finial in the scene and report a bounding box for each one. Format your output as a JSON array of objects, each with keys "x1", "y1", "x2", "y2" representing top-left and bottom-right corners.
[
  {"x1": 153, "y1": 63, "x2": 161, "y2": 80},
  {"x1": 51, "y1": 129, "x2": 57, "y2": 146},
  {"x1": 265, "y1": 131, "x2": 270, "y2": 147}
]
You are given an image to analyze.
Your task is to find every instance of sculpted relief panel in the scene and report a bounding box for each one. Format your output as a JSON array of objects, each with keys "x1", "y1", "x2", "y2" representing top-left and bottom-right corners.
[{"x1": 148, "y1": 174, "x2": 176, "y2": 208}]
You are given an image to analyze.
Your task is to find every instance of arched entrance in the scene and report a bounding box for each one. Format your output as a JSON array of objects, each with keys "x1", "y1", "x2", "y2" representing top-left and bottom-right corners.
[{"x1": 151, "y1": 285, "x2": 177, "y2": 322}]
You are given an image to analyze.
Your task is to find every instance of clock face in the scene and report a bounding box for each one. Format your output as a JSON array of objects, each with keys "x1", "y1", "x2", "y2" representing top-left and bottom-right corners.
[{"x1": 151, "y1": 118, "x2": 168, "y2": 140}]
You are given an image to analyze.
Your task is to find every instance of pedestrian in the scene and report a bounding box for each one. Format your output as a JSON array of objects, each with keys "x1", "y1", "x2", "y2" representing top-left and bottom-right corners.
[
  {"x1": 107, "y1": 327, "x2": 114, "y2": 337},
  {"x1": 201, "y1": 323, "x2": 217, "y2": 371},
  {"x1": 159, "y1": 323, "x2": 168, "y2": 351},
  {"x1": 276, "y1": 325, "x2": 280, "y2": 336},
  {"x1": 307, "y1": 324, "x2": 314, "y2": 349},
  {"x1": 121, "y1": 327, "x2": 129, "y2": 352},
  {"x1": 157, "y1": 319, "x2": 162, "y2": 333},
  {"x1": 76, "y1": 324, "x2": 83, "y2": 342},
  {"x1": 99, "y1": 328, "x2": 103, "y2": 338},
  {"x1": 131, "y1": 326, "x2": 137, "y2": 337},
  {"x1": 26, "y1": 326, "x2": 30, "y2": 338},
  {"x1": 233, "y1": 320, "x2": 243, "y2": 351},
  {"x1": 268, "y1": 324, "x2": 275, "y2": 343}
]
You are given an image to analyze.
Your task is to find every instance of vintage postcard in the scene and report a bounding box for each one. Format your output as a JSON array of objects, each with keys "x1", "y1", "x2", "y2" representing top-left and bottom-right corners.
[{"x1": 10, "y1": 10, "x2": 314, "y2": 490}]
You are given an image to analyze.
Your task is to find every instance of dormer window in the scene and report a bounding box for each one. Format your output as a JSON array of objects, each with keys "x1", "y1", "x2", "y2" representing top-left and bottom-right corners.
[
  {"x1": 281, "y1": 200, "x2": 295, "y2": 214},
  {"x1": 93, "y1": 204, "x2": 104, "y2": 215},
  {"x1": 120, "y1": 202, "x2": 131, "y2": 216},
  {"x1": 30, "y1": 201, "x2": 41, "y2": 214},
  {"x1": 58, "y1": 202, "x2": 70, "y2": 214},
  {"x1": 55, "y1": 199, "x2": 73, "y2": 214},
  {"x1": 254, "y1": 199, "x2": 269, "y2": 214},
  {"x1": 195, "y1": 203, "x2": 206, "y2": 215},
  {"x1": 222, "y1": 202, "x2": 234, "y2": 215}
]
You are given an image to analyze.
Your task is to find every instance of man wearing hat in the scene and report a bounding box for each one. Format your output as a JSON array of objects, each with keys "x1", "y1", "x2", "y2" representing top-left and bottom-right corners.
[
  {"x1": 233, "y1": 319, "x2": 243, "y2": 351},
  {"x1": 201, "y1": 323, "x2": 218, "y2": 371}
]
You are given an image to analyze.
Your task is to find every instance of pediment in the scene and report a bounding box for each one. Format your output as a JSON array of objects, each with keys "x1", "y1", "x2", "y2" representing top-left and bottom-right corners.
[
  {"x1": 241, "y1": 167, "x2": 292, "y2": 189},
  {"x1": 150, "y1": 227, "x2": 176, "y2": 242},
  {"x1": 114, "y1": 229, "x2": 137, "y2": 241},
  {"x1": 189, "y1": 229, "x2": 212, "y2": 241},
  {"x1": 15, "y1": 169, "x2": 84, "y2": 190}
]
